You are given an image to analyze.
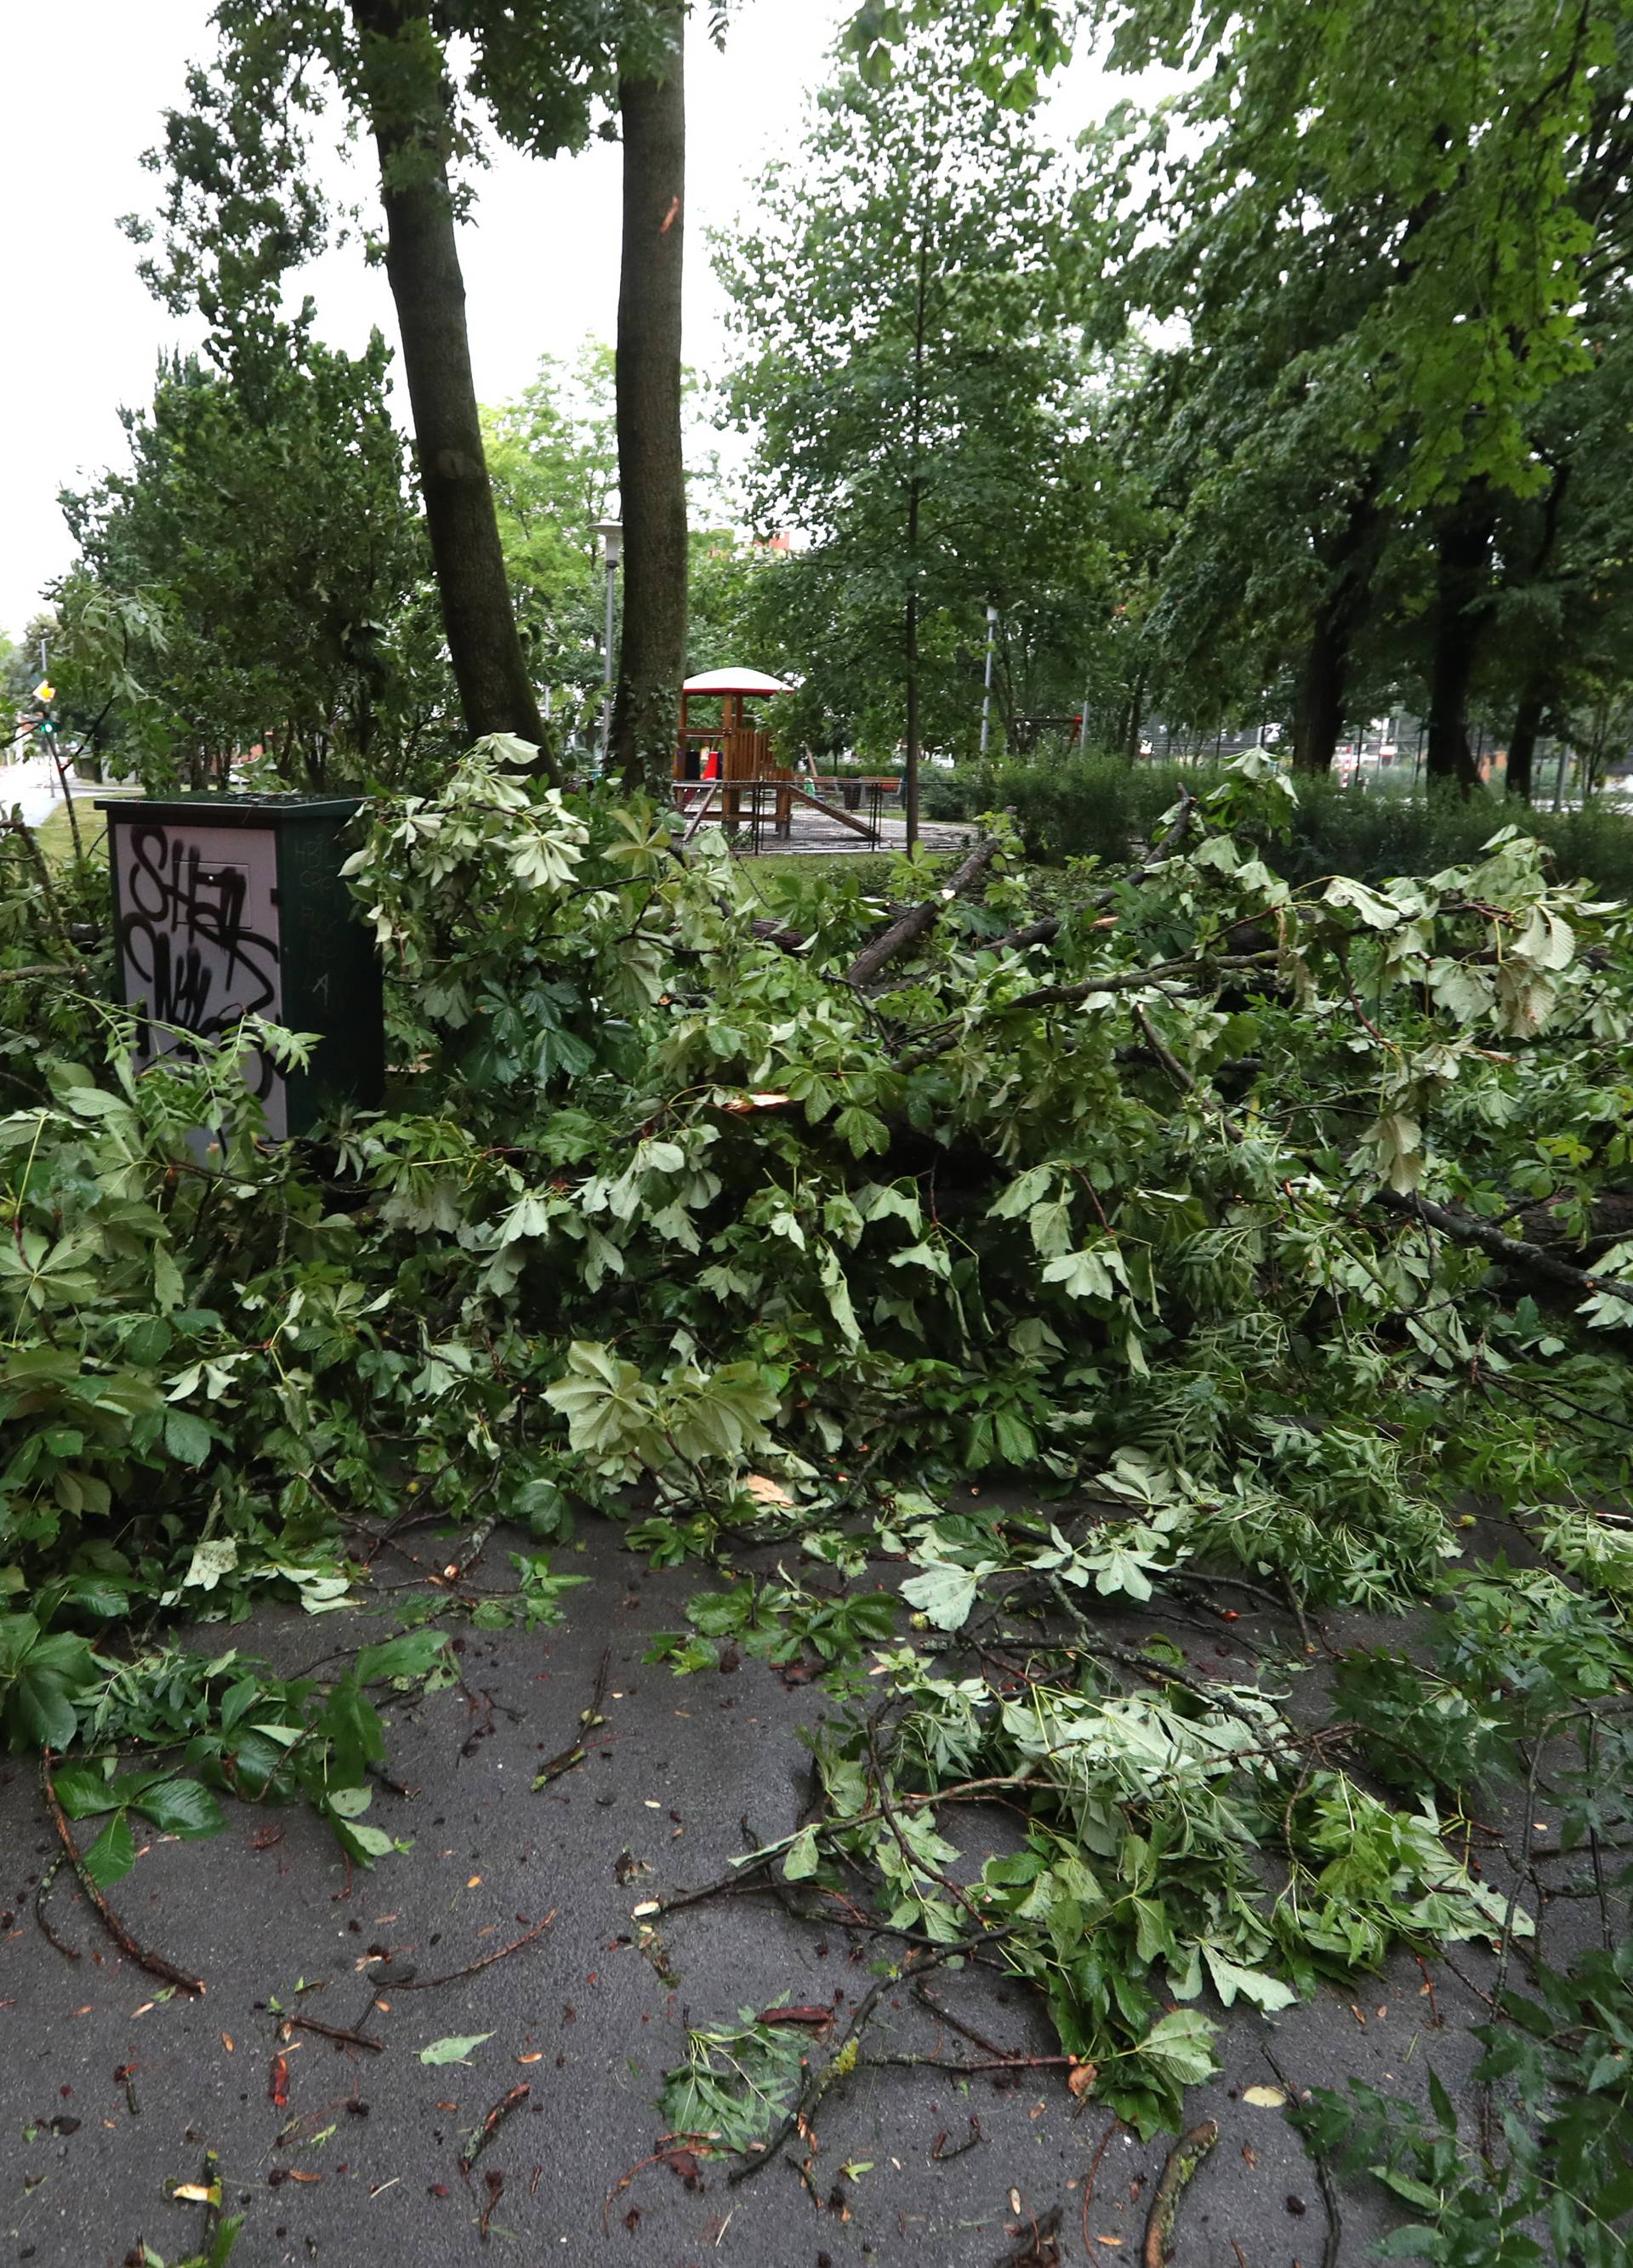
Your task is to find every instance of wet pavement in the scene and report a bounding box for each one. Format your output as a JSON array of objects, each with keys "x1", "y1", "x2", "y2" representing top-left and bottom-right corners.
[{"x1": 0, "y1": 1521, "x2": 1542, "y2": 2268}]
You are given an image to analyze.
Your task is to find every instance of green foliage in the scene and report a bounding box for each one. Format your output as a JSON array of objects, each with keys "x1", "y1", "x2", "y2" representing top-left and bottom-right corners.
[
  {"x1": 4, "y1": 735, "x2": 1633, "y2": 2174},
  {"x1": 718, "y1": 0, "x2": 1125, "y2": 763},
  {"x1": 58, "y1": 325, "x2": 450, "y2": 792},
  {"x1": 923, "y1": 756, "x2": 1633, "y2": 895},
  {"x1": 1298, "y1": 1947, "x2": 1633, "y2": 2264}
]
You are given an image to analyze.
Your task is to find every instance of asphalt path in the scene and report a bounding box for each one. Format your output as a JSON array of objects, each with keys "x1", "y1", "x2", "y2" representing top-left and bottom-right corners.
[{"x1": 0, "y1": 1521, "x2": 1556, "y2": 2268}]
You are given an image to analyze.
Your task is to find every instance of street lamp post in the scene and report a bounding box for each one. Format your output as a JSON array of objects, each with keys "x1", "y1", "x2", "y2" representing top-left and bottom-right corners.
[
  {"x1": 593, "y1": 520, "x2": 623, "y2": 770},
  {"x1": 980, "y1": 603, "x2": 999, "y2": 755}
]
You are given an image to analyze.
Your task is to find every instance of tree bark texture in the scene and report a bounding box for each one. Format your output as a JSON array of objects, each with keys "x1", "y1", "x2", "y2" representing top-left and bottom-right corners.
[
  {"x1": 1505, "y1": 680, "x2": 1548, "y2": 803},
  {"x1": 1290, "y1": 483, "x2": 1380, "y2": 774},
  {"x1": 350, "y1": 0, "x2": 548, "y2": 763},
  {"x1": 1502, "y1": 464, "x2": 1569, "y2": 804},
  {"x1": 1425, "y1": 492, "x2": 1494, "y2": 793},
  {"x1": 611, "y1": 9, "x2": 689, "y2": 799}
]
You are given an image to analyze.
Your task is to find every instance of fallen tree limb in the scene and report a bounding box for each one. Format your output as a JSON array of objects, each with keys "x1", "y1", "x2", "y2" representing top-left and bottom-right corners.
[
  {"x1": 844, "y1": 834, "x2": 999, "y2": 988},
  {"x1": 1373, "y1": 1187, "x2": 1633, "y2": 1303},
  {"x1": 1143, "y1": 2119, "x2": 1219, "y2": 2267},
  {"x1": 989, "y1": 787, "x2": 1197, "y2": 954},
  {"x1": 897, "y1": 948, "x2": 1282, "y2": 1070},
  {"x1": 40, "y1": 1750, "x2": 204, "y2": 1997}
]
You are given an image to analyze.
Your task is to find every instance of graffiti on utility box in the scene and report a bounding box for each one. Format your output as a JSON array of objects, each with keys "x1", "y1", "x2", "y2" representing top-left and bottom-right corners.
[
  {"x1": 102, "y1": 793, "x2": 385, "y2": 1143},
  {"x1": 112, "y1": 817, "x2": 287, "y2": 1134}
]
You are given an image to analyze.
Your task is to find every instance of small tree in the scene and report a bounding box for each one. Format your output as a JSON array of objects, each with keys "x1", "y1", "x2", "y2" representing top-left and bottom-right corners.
[{"x1": 720, "y1": 3, "x2": 1086, "y2": 843}]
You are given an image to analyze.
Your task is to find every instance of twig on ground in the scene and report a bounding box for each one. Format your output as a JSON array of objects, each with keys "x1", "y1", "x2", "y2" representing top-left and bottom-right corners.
[
  {"x1": 34, "y1": 1852, "x2": 80, "y2": 1962},
  {"x1": 40, "y1": 1750, "x2": 203, "y2": 1996},
  {"x1": 533, "y1": 1649, "x2": 612, "y2": 1789},
  {"x1": 930, "y1": 2115, "x2": 982, "y2": 2161},
  {"x1": 459, "y1": 2083, "x2": 531, "y2": 2180},
  {"x1": 390, "y1": 1908, "x2": 556, "y2": 1992},
  {"x1": 1262, "y1": 2049, "x2": 1340, "y2": 2268},
  {"x1": 1142, "y1": 2119, "x2": 1219, "y2": 2268},
  {"x1": 283, "y1": 2012, "x2": 384, "y2": 2053}
]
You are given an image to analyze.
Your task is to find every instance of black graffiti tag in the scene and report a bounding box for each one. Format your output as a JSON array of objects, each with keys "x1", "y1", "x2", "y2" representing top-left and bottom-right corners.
[{"x1": 119, "y1": 822, "x2": 281, "y2": 1096}]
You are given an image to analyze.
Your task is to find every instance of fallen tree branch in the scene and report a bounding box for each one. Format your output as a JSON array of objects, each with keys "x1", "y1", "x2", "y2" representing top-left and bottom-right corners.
[
  {"x1": 1143, "y1": 2118, "x2": 1218, "y2": 2267},
  {"x1": 896, "y1": 949, "x2": 1281, "y2": 1070},
  {"x1": 844, "y1": 834, "x2": 999, "y2": 988},
  {"x1": 40, "y1": 1750, "x2": 204, "y2": 1997},
  {"x1": 1373, "y1": 1187, "x2": 1633, "y2": 1303},
  {"x1": 990, "y1": 788, "x2": 1197, "y2": 953},
  {"x1": 727, "y1": 1949, "x2": 950, "y2": 2187}
]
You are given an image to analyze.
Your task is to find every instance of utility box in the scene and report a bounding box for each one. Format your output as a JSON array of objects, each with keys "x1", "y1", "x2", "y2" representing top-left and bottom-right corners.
[{"x1": 99, "y1": 794, "x2": 384, "y2": 1140}]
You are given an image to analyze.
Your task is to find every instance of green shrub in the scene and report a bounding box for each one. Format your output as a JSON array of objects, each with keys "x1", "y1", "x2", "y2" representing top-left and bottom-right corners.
[
  {"x1": 920, "y1": 753, "x2": 1633, "y2": 896},
  {"x1": 919, "y1": 753, "x2": 1202, "y2": 863}
]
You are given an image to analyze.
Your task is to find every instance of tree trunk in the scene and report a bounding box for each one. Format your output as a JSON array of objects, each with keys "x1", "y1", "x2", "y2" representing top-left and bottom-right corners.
[
  {"x1": 1289, "y1": 605, "x2": 1350, "y2": 775},
  {"x1": 905, "y1": 578, "x2": 921, "y2": 850},
  {"x1": 1291, "y1": 481, "x2": 1379, "y2": 774},
  {"x1": 1501, "y1": 464, "x2": 1568, "y2": 805},
  {"x1": 611, "y1": 8, "x2": 688, "y2": 799},
  {"x1": 350, "y1": 0, "x2": 548, "y2": 764},
  {"x1": 1505, "y1": 679, "x2": 1548, "y2": 802},
  {"x1": 1425, "y1": 492, "x2": 1494, "y2": 793},
  {"x1": 1123, "y1": 675, "x2": 1145, "y2": 765}
]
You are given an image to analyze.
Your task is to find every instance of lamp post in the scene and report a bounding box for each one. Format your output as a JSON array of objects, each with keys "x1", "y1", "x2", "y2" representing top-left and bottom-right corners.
[
  {"x1": 979, "y1": 602, "x2": 999, "y2": 755},
  {"x1": 593, "y1": 520, "x2": 623, "y2": 770}
]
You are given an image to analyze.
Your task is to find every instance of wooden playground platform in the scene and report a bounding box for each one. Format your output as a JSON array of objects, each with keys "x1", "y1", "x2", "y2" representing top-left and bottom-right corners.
[{"x1": 673, "y1": 667, "x2": 971, "y2": 855}]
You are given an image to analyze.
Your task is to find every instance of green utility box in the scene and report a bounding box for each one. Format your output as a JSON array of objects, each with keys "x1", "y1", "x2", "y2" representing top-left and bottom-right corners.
[{"x1": 99, "y1": 793, "x2": 384, "y2": 1139}]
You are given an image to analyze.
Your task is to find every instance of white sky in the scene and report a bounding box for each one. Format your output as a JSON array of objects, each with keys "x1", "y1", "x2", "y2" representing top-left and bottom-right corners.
[{"x1": 0, "y1": 1, "x2": 1139, "y2": 639}]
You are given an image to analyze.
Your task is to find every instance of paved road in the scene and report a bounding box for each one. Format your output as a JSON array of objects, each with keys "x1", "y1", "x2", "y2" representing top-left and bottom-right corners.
[
  {"x1": 0, "y1": 751, "x2": 70, "y2": 829},
  {"x1": 0, "y1": 1518, "x2": 1552, "y2": 2268}
]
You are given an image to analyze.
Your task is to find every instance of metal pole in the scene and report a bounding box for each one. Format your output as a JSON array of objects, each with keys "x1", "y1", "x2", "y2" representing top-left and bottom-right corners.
[
  {"x1": 601, "y1": 560, "x2": 616, "y2": 765},
  {"x1": 980, "y1": 604, "x2": 999, "y2": 754},
  {"x1": 592, "y1": 520, "x2": 622, "y2": 774}
]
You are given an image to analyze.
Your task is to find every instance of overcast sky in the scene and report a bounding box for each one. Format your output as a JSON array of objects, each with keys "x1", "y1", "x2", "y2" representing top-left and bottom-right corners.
[{"x1": 0, "y1": 2, "x2": 1140, "y2": 641}]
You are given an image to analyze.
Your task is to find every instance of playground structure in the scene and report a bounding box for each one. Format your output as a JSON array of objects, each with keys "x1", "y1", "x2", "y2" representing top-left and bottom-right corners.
[{"x1": 674, "y1": 668, "x2": 886, "y2": 845}]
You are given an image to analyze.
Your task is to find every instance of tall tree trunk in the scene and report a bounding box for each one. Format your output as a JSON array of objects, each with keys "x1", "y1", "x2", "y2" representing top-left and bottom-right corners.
[
  {"x1": 1123, "y1": 674, "x2": 1145, "y2": 764},
  {"x1": 350, "y1": 0, "x2": 548, "y2": 764},
  {"x1": 1505, "y1": 679, "x2": 1549, "y2": 802},
  {"x1": 903, "y1": 214, "x2": 930, "y2": 853},
  {"x1": 1291, "y1": 481, "x2": 1379, "y2": 774},
  {"x1": 611, "y1": 8, "x2": 688, "y2": 799},
  {"x1": 1501, "y1": 464, "x2": 1568, "y2": 805},
  {"x1": 1425, "y1": 491, "x2": 1494, "y2": 793},
  {"x1": 904, "y1": 515, "x2": 921, "y2": 849}
]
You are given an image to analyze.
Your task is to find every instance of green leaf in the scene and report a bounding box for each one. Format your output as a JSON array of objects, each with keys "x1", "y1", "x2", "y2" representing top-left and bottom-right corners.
[
  {"x1": 132, "y1": 1779, "x2": 227, "y2": 1839},
  {"x1": 419, "y1": 2033, "x2": 493, "y2": 2066},
  {"x1": 900, "y1": 1560, "x2": 984, "y2": 1631},
  {"x1": 83, "y1": 1810, "x2": 138, "y2": 1889},
  {"x1": 163, "y1": 1409, "x2": 213, "y2": 1467},
  {"x1": 1135, "y1": 2008, "x2": 1219, "y2": 2086},
  {"x1": 783, "y1": 1826, "x2": 821, "y2": 1880}
]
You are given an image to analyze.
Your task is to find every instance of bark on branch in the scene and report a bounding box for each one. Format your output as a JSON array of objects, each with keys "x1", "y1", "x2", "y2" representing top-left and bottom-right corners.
[
  {"x1": 989, "y1": 788, "x2": 1198, "y2": 954},
  {"x1": 843, "y1": 834, "x2": 999, "y2": 988},
  {"x1": 1372, "y1": 1187, "x2": 1633, "y2": 1304}
]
